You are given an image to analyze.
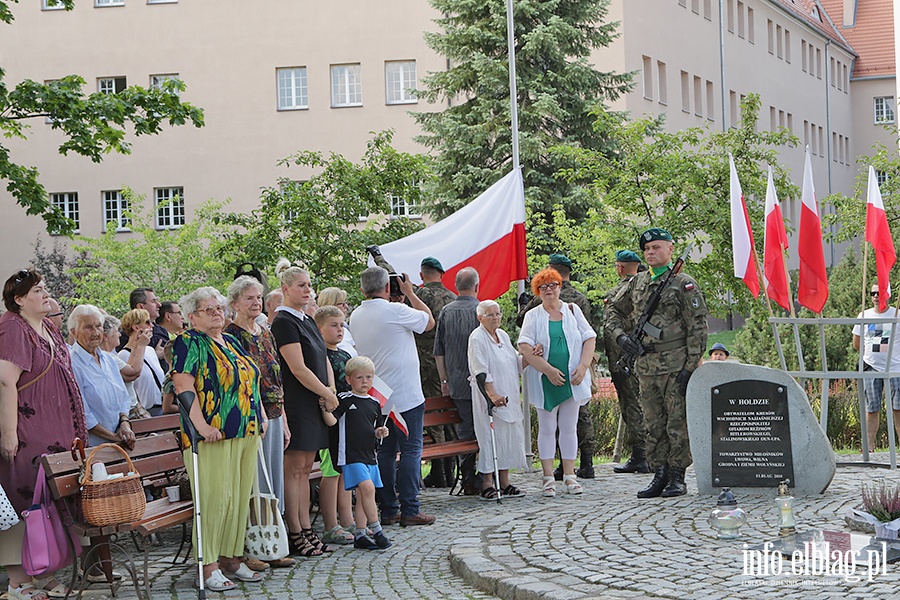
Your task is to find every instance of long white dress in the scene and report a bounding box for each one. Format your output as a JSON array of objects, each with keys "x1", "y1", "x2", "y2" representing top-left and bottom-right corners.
[{"x1": 468, "y1": 325, "x2": 527, "y2": 472}]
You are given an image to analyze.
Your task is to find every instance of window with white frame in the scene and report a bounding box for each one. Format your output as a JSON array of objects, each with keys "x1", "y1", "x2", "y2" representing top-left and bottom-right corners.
[
  {"x1": 876, "y1": 170, "x2": 889, "y2": 187},
  {"x1": 103, "y1": 190, "x2": 130, "y2": 231},
  {"x1": 385, "y1": 60, "x2": 417, "y2": 104},
  {"x1": 155, "y1": 187, "x2": 184, "y2": 229},
  {"x1": 390, "y1": 194, "x2": 420, "y2": 219},
  {"x1": 42, "y1": 0, "x2": 65, "y2": 9},
  {"x1": 331, "y1": 64, "x2": 362, "y2": 107},
  {"x1": 98, "y1": 77, "x2": 126, "y2": 95},
  {"x1": 50, "y1": 193, "x2": 79, "y2": 234},
  {"x1": 874, "y1": 97, "x2": 895, "y2": 124},
  {"x1": 95, "y1": 0, "x2": 124, "y2": 6},
  {"x1": 276, "y1": 67, "x2": 308, "y2": 110},
  {"x1": 150, "y1": 74, "x2": 180, "y2": 96}
]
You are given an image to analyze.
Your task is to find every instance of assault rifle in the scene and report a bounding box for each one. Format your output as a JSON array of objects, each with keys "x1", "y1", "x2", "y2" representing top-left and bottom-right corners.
[{"x1": 618, "y1": 243, "x2": 693, "y2": 376}]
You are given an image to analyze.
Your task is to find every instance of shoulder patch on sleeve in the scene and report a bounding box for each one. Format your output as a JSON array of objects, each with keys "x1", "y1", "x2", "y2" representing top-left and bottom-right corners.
[
  {"x1": 684, "y1": 282, "x2": 694, "y2": 291},
  {"x1": 691, "y1": 297, "x2": 700, "y2": 309}
]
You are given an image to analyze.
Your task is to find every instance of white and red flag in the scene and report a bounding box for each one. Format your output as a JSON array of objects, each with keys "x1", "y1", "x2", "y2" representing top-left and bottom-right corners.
[
  {"x1": 797, "y1": 147, "x2": 829, "y2": 313},
  {"x1": 372, "y1": 169, "x2": 528, "y2": 300},
  {"x1": 866, "y1": 165, "x2": 896, "y2": 311},
  {"x1": 763, "y1": 166, "x2": 792, "y2": 310},
  {"x1": 729, "y1": 154, "x2": 760, "y2": 297},
  {"x1": 369, "y1": 375, "x2": 409, "y2": 436}
]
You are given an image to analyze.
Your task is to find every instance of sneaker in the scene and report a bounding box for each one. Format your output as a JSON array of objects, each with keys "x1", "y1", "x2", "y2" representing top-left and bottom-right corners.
[
  {"x1": 380, "y1": 513, "x2": 401, "y2": 526},
  {"x1": 400, "y1": 512, "x2": 436, "y2": 527},
  {"x1": 353, "y1": 534, "x2": 379, "y2": 550},
  {"x1": 373, "y1": 531, "x2": 392, "y2": 549}
]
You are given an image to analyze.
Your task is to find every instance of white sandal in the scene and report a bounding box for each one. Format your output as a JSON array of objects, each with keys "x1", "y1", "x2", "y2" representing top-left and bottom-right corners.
[
  {"x1": 542, "y1": 475, "x2": 556, "y2": 497},
  {"x1": 31, "y1": 577, "x2": 68, "y2": 599},
  {"x1": 8, "y1": 584, "x2": 49, "y2": 600},
  {"x1": 223, "y1": 562, "x2": 262, "y2": 583},
  {"x1": 564, "y1": 474, "x2": 583, "y2": 495},
  {"x1": 200, "y1": 569, "x2": 236, "y2": 592}
]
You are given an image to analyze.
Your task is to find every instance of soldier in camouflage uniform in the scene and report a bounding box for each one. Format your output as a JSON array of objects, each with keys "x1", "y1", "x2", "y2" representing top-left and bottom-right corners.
[
  {"x1": 603, "y1": 250, "x2": 649, "y2": 474},
  {"x1": 517, "y1": 254, "x2": 597, "y2": 479},
  {"x1": 606, "y1": 229, "x2": 708, "y2": 498},
  {"x1": 369, "y1": 248, "x2": 458, "y2": 487}
]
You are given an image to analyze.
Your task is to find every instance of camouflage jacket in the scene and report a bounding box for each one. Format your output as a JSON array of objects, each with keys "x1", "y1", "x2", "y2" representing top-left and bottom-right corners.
[
  {"x1": 414, "y1": 281, "x2": 457, "y2": 359},
  {"x1": 605, "y1": 268, "x2": 708, "y2": 376},
  {"x1": 516, "y1": 281, "x2": 593, "y2": 328},
  {"x1": 602, "y1": 275, "x2": 635, "y2": 373}
]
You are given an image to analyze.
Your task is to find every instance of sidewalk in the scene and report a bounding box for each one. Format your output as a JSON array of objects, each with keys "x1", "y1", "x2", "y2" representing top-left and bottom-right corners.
[{"x1": 3, "y1": 455, "x2": 899, "y2": 599}]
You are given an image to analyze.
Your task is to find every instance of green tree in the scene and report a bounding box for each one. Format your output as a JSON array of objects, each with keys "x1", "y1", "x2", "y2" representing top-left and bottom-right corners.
[
  {"x1": 215, "y1": 131, "x2": 430, "y2": 296},
  {"x1": 70, "y1": 191, "x2": 231, "y2": 314},
  {"x1": 553, "y1": 94, "x2": 799, "y2": 316},
  {"x1": 1, "y1": 0, "x2": 204, "y2": 235},
  {"x1": 413, "y1": 0, "x2": 632, "y2": 250}
]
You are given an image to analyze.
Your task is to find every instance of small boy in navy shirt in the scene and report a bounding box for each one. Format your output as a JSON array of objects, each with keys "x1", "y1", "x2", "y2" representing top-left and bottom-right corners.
[{"x1": 320, "y1": 356, "x2": 391, "y2": 549}]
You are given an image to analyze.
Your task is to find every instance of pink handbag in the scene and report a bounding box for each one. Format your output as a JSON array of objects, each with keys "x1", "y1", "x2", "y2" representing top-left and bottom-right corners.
[{"x1": 21, "y1": 463, "x2": 82, "y2": 576}]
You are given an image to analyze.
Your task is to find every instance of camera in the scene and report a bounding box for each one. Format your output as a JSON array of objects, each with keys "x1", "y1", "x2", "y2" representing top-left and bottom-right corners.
[{"x1": 389, "y1": 273, "x2": 406, "y2": 298}]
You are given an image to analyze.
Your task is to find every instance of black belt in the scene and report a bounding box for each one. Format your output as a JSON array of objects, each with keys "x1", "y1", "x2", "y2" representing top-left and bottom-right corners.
[{"x1": 644, "y1": 338, "x2": 687, "y2": 353}]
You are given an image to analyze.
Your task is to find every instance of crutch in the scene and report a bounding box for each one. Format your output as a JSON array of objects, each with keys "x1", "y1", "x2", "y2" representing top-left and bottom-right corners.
[
  {"x1": 475, "y1": 374, "x2": 502, "y2": 504},
  {"x1": 176, "y1": 391, "x2": 206, "y2": 600}
]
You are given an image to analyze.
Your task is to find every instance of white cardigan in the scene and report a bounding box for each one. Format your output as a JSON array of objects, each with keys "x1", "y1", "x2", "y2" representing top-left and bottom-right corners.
[{"x1": 517, "y1": 302, "x2": 596, "y2": 408}]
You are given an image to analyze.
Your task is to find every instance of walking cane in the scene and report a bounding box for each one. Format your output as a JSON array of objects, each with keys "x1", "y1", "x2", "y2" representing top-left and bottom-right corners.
[
  {"x1": 475, "y1": 374, "x2": 502, "y2": 504},
  {"x1": 176, "y1": 391, "x2": 206, "y2": 600}
]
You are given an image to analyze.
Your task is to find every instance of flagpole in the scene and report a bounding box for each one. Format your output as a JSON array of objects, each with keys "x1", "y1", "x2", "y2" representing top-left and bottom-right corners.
[
  {"x1": 505, "y1": 0, "x2": 520, "y2": 171},
  {"x1": 756, "y1": 245, "x2": 789, "y2": 372}
]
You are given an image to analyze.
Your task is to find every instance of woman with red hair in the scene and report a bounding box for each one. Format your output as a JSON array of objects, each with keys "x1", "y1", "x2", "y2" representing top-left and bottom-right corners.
[{"x1": 517, "y1": 268, "x2": 596, "y2": 497}]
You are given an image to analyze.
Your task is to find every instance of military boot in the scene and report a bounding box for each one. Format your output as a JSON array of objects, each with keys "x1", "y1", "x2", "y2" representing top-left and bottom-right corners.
[
  {"x1": 553, "y1": 463, "x2": 563, "y2": 481},
  {"x1": 423, "y1": 459, "x2": 448, "y2": 488},
  {"x1": 576, "y1": 451, "x2": 595, "y2": 479},
  {"x1": 614, "y1": 446, "x2": 651, "y2": 474},
  {"x1": 661, "y1": 466, "x2": 687, "y2": 497},
  {"x1": 636, "y1": 465, "x2": 669, "y2": 499}
]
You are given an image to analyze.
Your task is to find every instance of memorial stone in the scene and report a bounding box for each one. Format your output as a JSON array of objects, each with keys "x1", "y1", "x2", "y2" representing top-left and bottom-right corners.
[{"x1": 687, "y1": 362, "x2": 835, "y2": 496}]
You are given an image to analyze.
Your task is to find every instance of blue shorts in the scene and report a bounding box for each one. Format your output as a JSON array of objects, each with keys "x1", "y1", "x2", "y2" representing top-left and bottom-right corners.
[{"x1": 342, "y1": 463, "x2": 382, "y2": 491}]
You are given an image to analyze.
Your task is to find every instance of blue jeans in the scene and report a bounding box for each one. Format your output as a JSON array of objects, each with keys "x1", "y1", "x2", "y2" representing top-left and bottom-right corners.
[{"x1": 377, "y1": 402, "x2": 424, "y2": 518}]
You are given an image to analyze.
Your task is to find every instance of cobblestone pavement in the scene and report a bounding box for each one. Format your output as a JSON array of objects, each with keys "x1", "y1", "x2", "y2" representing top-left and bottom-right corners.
[{"x1": 3, "y1": 455, "x2": 900, "y2": 599}]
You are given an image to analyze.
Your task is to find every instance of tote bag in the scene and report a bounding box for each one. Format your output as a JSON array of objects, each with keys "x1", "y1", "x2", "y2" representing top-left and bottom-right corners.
[
  {"x1": 244, "y1": 445, "x2": 289, "y2": 561},
  {"x1": 21, "y1": 463, "x2": 82, "y2": 576}
]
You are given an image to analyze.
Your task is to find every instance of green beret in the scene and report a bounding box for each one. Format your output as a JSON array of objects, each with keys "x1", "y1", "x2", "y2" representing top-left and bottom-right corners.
[
  {"x1": 638, "y1": 228, "x2": 673, "y2": 250},
  {"x1": 548, "y1": 253, "x2": 572, "y2": 268},
  {"x1": 615, "y1": 250, "x2": 641, "y2": 263},
  {"x1": 420, "y1": 256, "x2": 445, "y2": 272}
]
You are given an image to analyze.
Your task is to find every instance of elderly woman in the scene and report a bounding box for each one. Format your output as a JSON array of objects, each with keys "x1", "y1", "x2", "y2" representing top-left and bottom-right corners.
[
  {"x1": 119, "y1": 309, "x2": 165, "y2": 416},
  {"x1": 518, "y1": 268, "x2": 596, "y2": 497},
  {"x1": 172, "y1": 287, "x2": 267, "y2": 591},
  {"x1": 317, "y1": 287, "x2": 356, "y2": 355},
  {"x1": 270, "y1": 259, "x2": 338, "y2": 557},
  {"x1": 225, "y1": 276, "x2": 295, "y2": 568},
  {"x1": 100, "y1": 314, "x2": 149, "y2": 418},
  {"x1": 468, "y1": 300, "x2": 527, "y2": 500},
  {"x1": 0, "y1": 269, "x2": 89, "y2": 600},
  {"x1": 69, "y1": 305, "x2": 136, "y2": 450}
]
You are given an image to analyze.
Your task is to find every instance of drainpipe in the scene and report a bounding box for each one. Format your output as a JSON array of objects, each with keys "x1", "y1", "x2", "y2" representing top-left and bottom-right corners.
[
  {"x1": 719, "y1": 0, "x2": 727, "y2": 132},
  {"x1": 824, "y1": 39, "x2": 835, "y2": 266}
]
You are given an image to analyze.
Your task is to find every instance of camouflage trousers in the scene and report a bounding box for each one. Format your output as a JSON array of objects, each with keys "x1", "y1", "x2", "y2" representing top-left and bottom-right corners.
[
  {"x1": 611, "y1": 369, "x2": 646, "y2": 449},
  {"x1": 576, "y1": 404, "x2": 595, "y2": 459},
  {"x1": 637, "y1": 372, "x2": 692, "y2": 469}
]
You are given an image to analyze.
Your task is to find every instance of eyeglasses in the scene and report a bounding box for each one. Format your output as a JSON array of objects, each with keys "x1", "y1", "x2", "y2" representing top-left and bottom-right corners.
[
  {"x1": 483, "y1": 312, "x2": 503, "y2": 318},
  {"x1": 538, "y1": 282, "x2": 560, "y2": 291},
  {"x1": 196, "y1": 305, "x2": 225, "y2": 316},
  {"x1": 872, "y1": 292, "x2": 880, "y2": 297},
  {"x1": 14, "y1": 269, "x2": 32, "y2": 286}
]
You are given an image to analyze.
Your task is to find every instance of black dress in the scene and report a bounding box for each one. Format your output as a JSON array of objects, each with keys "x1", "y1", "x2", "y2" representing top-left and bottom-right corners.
[{"x1": 270, "y1": 310, "x2": 330, "y2": 452}]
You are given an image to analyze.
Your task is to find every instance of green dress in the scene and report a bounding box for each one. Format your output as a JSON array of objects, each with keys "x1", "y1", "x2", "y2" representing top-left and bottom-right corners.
[{"x1": 541, "y1": 319, "x2": 572, "y2": 411}]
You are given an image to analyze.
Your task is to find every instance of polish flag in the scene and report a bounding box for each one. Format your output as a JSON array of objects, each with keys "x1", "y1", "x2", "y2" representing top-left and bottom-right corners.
[
  {"x1": 373, "y1": 169, "x2": 528, "y2": 300},
  {"x1": 729, "y1": 154, "x2": 759, "y2": 297},
  {"x1": 763, "y1": 166, "x2": 792, "y2": 310},
  {"x1": 369, "y1": 376, "x2": 408, "y2": 436},
  {"x1": 797, "y1": 147, "x2": 829, "y2": 313},
  {"x1": 866, "y1": 165, "x2": 896, "y2": 311}
]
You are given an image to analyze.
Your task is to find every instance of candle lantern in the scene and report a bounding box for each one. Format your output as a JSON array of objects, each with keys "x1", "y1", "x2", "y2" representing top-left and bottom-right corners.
[
  {"x1": 708, "y1": 488, "x2": 748, "y2": 540},
  {"x1": 776, "y1": 480, "x2": 796, "y2": 536}
]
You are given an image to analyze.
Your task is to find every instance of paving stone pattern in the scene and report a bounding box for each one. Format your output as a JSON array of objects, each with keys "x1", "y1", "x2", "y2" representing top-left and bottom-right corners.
[{"x1": 3, "y1": 455, "x2": 900, "y2": 599}]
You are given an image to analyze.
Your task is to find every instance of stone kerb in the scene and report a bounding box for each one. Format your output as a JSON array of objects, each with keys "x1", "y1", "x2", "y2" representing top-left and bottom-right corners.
[{"x1": 687, "y1": 361, "x2": 836, "y2": 496}]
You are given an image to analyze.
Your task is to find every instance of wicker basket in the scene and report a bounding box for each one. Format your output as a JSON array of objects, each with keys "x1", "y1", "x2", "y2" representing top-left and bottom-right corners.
[{"x1": 81, "y1": 443, "x2": 146, "y2": 527}]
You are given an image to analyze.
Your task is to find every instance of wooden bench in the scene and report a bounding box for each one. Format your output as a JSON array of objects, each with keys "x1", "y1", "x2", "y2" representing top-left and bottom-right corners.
[
  {"x1": 421, "y1": 396, "x2": 480, "y2": 494},
  {"x1": 42, "y1": 433, "x2": 193, "y2": 600},
  {"x1": 129, "y1": 413, "x2": 181, "y2": 437}
]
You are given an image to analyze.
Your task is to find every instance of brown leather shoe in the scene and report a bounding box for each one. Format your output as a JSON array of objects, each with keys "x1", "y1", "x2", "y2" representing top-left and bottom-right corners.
[
  {"x1": 400, "y1": 512, "x2": 436, "y2": 527},
  {"x1": 266, "y1": 557, "x2": 296, "y2": 568},
  {"x1": 244, "y1": 558, "x2": 270, "y2": 572},
  {"x1": 380, "y1": 513, "x2": 401, "y2": 526}
]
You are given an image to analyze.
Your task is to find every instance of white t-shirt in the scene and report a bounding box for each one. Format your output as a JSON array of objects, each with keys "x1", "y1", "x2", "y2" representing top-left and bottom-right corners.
[
  {"x1": 350, "y1": 298, "x2": 430, "y2": 413},
  {"x1": 112, "y1": 354, "x2": 139, "y2": 409},
  {"x1": 853, "y1": 307, "x2": 900, "y2": 373},
  {"x1": 118, "y1": 348, "x2": 165, "y2": 409}
]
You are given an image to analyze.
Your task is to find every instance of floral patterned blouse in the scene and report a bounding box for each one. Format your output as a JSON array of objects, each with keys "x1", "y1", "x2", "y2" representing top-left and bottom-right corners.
[
  {"x1": 225, "y1": 323, "x2": 284, "y2": 419},
  {"x1": 172, "y1": 329, "x2": 263, "y2": 450}
]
